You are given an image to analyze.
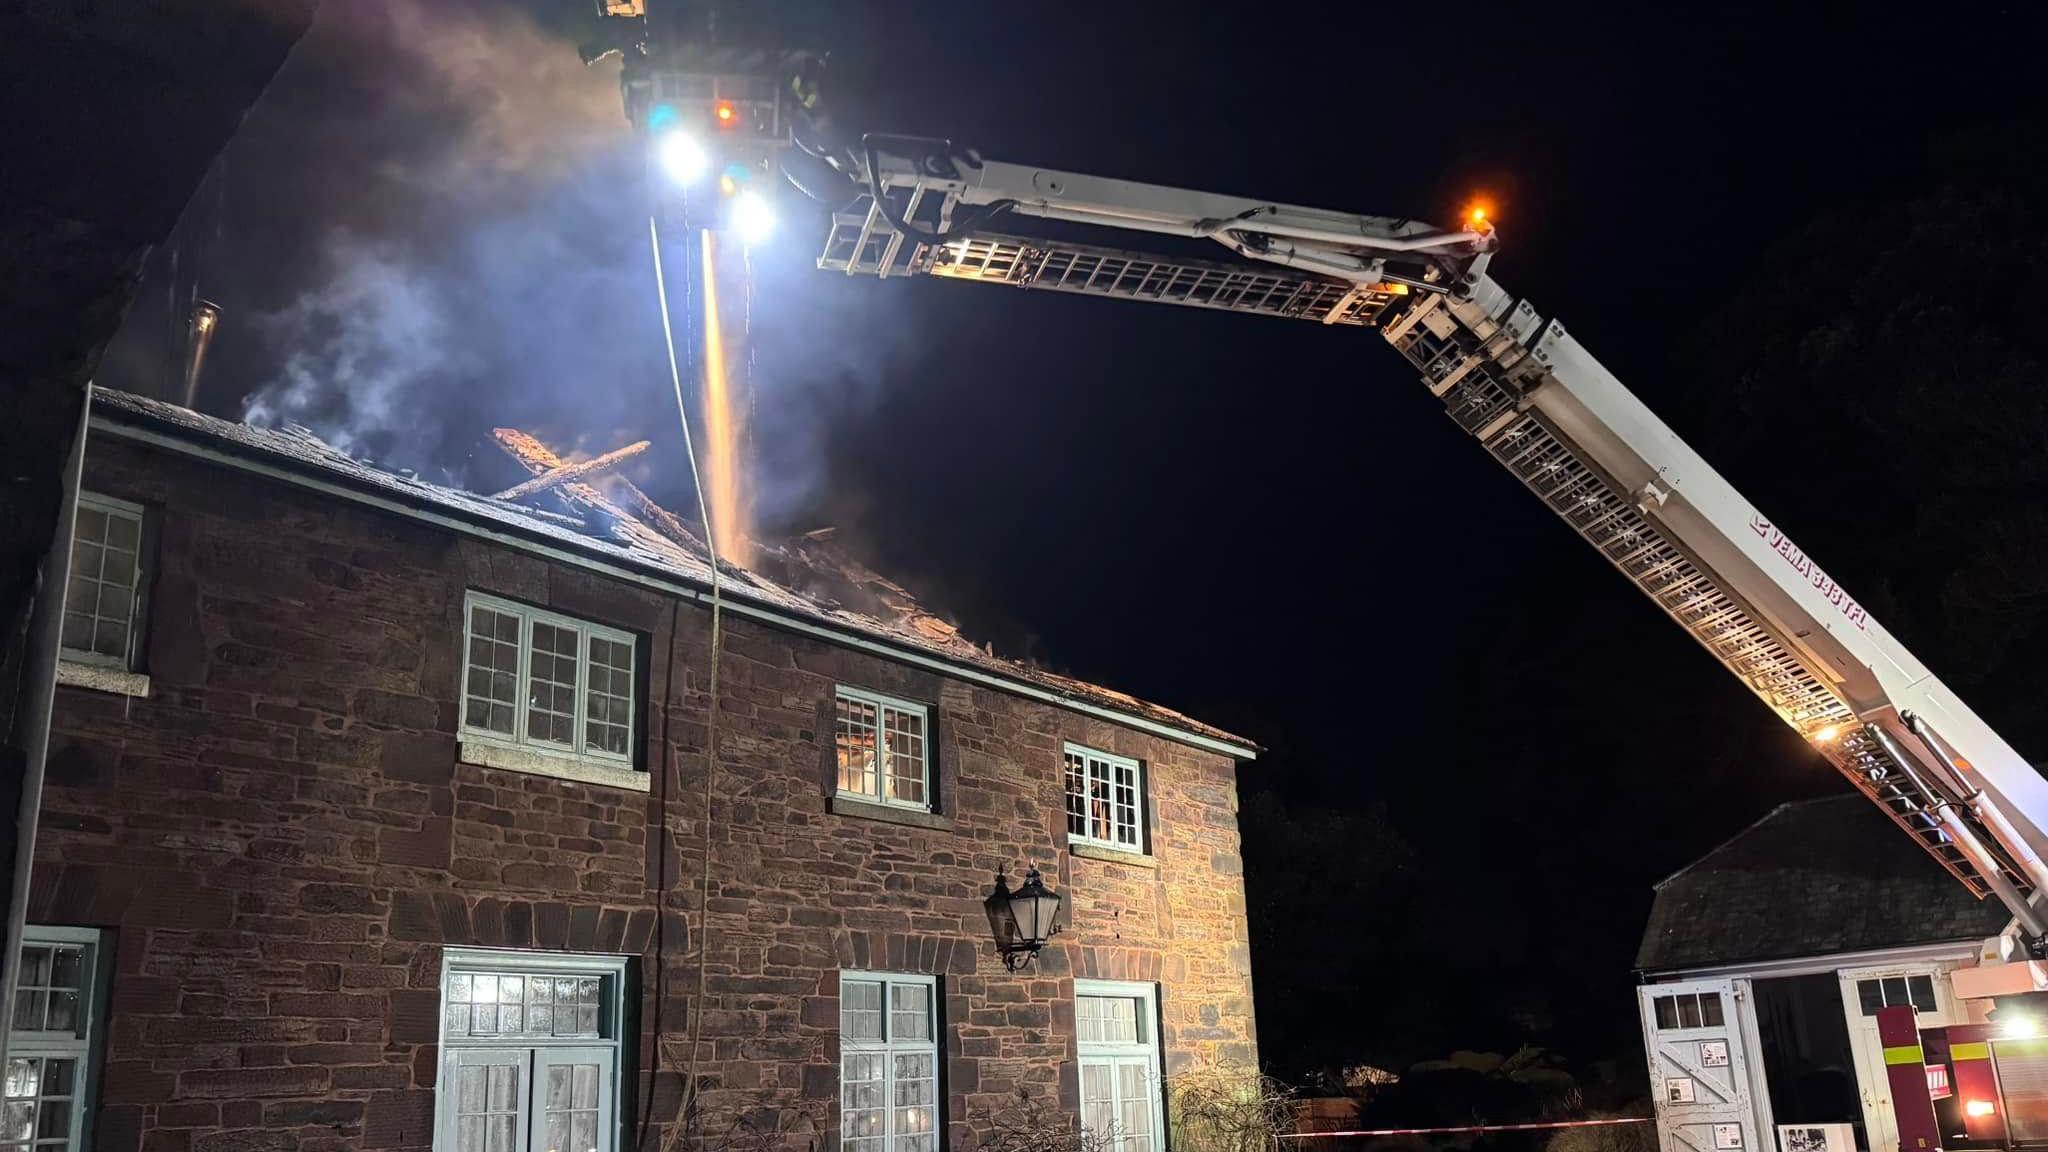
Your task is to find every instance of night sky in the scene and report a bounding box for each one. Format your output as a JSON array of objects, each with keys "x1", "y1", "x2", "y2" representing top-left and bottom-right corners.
[{"x1": 96, "y1": 1, "x2": 2047, "y2": 1084}]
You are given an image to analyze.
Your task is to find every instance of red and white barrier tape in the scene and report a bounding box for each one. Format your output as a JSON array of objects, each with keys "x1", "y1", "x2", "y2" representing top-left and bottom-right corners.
[{"x1": 1280, "y1": 1117, "x2": 1652, "y2": 1139}]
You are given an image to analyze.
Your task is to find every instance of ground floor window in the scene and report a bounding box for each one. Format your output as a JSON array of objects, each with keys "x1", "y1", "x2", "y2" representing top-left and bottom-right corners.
[
  {"x1": 5, "y1": 927, "x2": 106, "y2": 1152},
  {"x1": 841, "y1": 971, "x2": 938, "y2": 1152},
  {"x1": 435, "y1": 950, "x2": 627, "y2": 1152},
  {"x1": 1075, "y1": 981, "x2": 1162, "y2": 1152}
]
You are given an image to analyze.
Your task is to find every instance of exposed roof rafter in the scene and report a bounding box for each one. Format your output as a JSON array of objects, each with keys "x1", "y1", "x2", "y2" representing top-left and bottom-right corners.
[{"x1": 492, "y1": 438, "x2": 650, "y2": 501}]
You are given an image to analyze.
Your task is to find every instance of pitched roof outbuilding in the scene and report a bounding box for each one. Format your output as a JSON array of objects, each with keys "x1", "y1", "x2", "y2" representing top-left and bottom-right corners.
[{"x1": 1637, "y1": 794, "x2": 2009, "y2": 972}]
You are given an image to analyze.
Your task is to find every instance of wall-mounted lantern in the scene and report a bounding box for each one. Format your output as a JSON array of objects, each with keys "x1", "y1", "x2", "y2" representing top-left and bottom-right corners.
[{"x1": 983, "y1": 866, "x2": 1063, "y2": 971}]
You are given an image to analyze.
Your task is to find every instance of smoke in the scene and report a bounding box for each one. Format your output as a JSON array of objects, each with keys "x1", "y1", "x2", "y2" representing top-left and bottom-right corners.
[
  {"x1": 96, "y1": 0, "x2": 933, "y2": 540},
  {"x1": 227, "y1": 0, "x2": 661, "y2": 472},
  {"x1": 244, "y1": 237, "x2": 471, "y2": 463}
]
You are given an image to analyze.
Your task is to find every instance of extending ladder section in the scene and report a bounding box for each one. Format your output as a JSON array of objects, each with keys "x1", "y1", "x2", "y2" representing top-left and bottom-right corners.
[
  {"x1": 1383, "y1": 290, "x2": 2030, "y2": 901},
  {"x1": 819, "y1": 205, "x2": 1406, "y2": 326},
  {"x1": 814, "y1": 198, "x2": 2031, "y2": 903}
]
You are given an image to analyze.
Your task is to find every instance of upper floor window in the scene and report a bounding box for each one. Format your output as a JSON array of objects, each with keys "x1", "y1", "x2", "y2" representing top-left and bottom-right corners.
[
  {"x1": 61, "y1": 494, "x2": 148, "y2": 670},
  {"x1": 1065, "y1": 745, "x2": 1144, "y2": 852},
  {"x1": 835, "y1": 688, "x2": 930, "y2": 810},
  {"x1": 462, "y1": 592, "x2": 638, "y2": 765},
  {"x1": 6, "y1": 927, "x2": 106, "y2": 1152},
  {"x1": 840, "y1": 971, "x2": 938, "y2": 1152}
]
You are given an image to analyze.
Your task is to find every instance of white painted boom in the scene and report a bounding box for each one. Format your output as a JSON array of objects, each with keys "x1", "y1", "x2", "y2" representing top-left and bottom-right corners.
[
  {"x1": 801, "y1": 141, "x2": 2048, "y2": 944},
  {"x1": 1384, "y1": 284, "x2": 2048, "y2": 939}
]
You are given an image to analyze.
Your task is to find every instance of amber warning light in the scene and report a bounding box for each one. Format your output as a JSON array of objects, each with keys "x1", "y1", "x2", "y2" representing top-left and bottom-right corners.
[
  {"x1": 1465, "y1": 202, "x2": 1493, "y2": 230},
  {"x1": 714, "y1": 100, "x2": 738, "y2": 127}
]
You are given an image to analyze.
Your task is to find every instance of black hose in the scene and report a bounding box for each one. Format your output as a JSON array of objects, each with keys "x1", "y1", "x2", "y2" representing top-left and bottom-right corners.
[
  {"x1": 777, "y1": 145, "x2": 859, "y2": 206},
  {"x1": 860, "y1": 133, "x2": 1015, "y2": 242}
]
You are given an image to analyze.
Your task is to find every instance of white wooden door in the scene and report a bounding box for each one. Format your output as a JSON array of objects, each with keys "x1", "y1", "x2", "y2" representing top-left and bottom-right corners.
[
  {"x1": 531, "y1": 1047, "x2": 614, "y2": 1152},
  {"x1": 443, "y1": 1049, "x2": 528, "y2": 1152},
  {"x1": 1639, "y1": 979, "x2": 1760, "y2": 1152},
  {"x1": 1836, "y1": 967, "x2": 1959, "y2": 1152}
]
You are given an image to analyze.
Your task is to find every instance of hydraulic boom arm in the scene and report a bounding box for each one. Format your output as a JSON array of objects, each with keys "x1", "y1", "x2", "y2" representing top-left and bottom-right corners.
[{"x1": 629, "y1": 53, "x2": 2048, "y2": 957}]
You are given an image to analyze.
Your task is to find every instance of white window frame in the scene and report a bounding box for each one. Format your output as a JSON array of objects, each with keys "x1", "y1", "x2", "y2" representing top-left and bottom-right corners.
[
  {"x1": 840, "y1": 970, "x2": 940, "y2": 1152},
  {"x1": 461, "y1": 591, "x2": 638, "y2": 768},
  {"x1": 433, "y1": 948, "x2": 628, "y2": 1152},
  {"x1": 834, "y1": 687, "x2": 933, "y2": 812},
  {"x1": 1064, "y1": 744, "x2": 1146, "y2": 854},
  {"x1": 6, "y1": 926, "x2": 109, "y2": 1152},
  {"x1": 60, "y1": 493, "x2": 148, "y2": 672},
  {"x1": 1074, "y1": 979, "x2": 1164, "y2": 1152}
]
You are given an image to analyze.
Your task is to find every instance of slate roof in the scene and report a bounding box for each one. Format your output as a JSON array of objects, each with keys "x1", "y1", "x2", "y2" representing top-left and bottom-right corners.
[
  {"x1": 90, "y1": 388, "x2": 1257, "y2": 756},
  {"x1": 1636, "y1": 793, "x2": 2011, "y2": 972}
]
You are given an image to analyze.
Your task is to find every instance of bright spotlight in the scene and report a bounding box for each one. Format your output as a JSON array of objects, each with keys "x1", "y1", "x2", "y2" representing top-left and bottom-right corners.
[
  {"x1": 655, "y1": 131, "x2": 709, "y2": 186},
  {"x1": 731, "y1": 189, "x2": 775, "y2": 244},
  {"x1": 2000, "y1": 1012, "x2": 2040, "y2": 1040}
]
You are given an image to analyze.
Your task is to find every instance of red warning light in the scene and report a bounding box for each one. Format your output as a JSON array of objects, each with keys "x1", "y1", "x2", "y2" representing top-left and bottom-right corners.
[{"x1": 714, "y1": 100, "x2": 738, "y2": 127}]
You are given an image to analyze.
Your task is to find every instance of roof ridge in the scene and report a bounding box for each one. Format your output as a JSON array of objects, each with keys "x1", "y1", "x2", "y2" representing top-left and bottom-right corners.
[{"x1": 1649, "y1": 798, "x2": 1803, "y2": 891}]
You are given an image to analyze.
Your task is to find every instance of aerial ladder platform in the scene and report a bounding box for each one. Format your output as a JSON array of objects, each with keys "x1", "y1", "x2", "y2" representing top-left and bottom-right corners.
[
  {"x1": 612, "y1": 38, "x2": 2048, "y2": 974},
  {"x1": 802, "y1": 151, "x2": 2048, "y2": 948}
]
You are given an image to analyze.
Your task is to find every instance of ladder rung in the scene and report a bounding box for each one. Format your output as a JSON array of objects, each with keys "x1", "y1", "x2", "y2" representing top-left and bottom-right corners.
[{"x1": 818, "y1": 210, "x2": 1405, "y2": 327}]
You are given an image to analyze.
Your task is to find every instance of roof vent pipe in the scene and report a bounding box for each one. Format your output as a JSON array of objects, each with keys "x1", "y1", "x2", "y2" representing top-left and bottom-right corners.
[{"x1": 180, "y1": 299, "x2": 222, "y2": 408}]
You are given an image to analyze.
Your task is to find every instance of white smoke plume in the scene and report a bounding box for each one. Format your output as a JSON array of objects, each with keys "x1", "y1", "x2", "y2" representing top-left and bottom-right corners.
[{"x1": 235, "y1": 0, "x2": 649, "y2": 468}]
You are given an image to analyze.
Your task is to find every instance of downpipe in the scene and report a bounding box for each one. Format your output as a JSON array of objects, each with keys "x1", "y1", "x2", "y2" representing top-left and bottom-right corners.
[{"x1": 0, "y1": 387, "x2": 90, "y2": 1080}]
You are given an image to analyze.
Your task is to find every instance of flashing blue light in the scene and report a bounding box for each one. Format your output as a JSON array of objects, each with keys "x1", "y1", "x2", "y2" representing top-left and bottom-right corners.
[
  {"x1": 721, "y1": 163, "x2": 753, "y2": 186},
  {"x1": 648, "y1": 102, "x2": 679, "y2": 131}
]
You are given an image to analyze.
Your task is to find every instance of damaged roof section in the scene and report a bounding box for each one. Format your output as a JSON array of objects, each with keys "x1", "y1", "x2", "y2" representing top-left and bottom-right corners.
[{"x1": 91, "y1": 388, "x2": 1256, "y2": 757}]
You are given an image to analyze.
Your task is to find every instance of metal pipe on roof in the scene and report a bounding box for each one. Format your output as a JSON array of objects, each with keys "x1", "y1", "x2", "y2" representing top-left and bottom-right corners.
[{"x1": 180, "y1": 299, "x2": 221, "y2": 408}]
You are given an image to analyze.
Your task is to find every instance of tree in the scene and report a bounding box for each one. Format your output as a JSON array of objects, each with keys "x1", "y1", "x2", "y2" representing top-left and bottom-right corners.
[
  {"x1": 1238, "y1": 789, "x2": 1417, "y2": 1078},
  {"x1": 1684, "y1": 121, "x2": 2048, "y2": 756}
]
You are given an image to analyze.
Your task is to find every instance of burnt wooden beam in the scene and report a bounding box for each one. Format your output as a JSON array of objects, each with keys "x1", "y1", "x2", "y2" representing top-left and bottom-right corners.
[
  {"x1": 490, "y1": 428, "x2": 708, "y2": 557},
  {"x1": 492, "y1": 439, "x2": 650, "y2": 502}
]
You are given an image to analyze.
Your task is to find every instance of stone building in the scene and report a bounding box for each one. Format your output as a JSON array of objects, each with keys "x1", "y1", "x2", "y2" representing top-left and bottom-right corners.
[{"x1": 13, "y1": 390, "x2": 1258, "y2": 1152}]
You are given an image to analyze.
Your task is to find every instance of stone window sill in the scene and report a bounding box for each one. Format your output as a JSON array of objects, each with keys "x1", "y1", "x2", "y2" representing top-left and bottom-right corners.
[
  {"x1": 1069, "y1": 841, "x2": 1157, "y2": 870},
  {"x1": 828, "y1": 793, "x2": 954, "y2": 832},
  {"x1": 55, "y1": 660, "x2": 151, "y2": 699},
  {"x1": 458, "y1": 737, "x2": 650, "y2": 793}
]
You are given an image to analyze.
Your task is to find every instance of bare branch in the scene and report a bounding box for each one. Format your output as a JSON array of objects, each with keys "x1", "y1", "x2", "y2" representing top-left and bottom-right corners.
[
  {"x1": 972, "y1": 1087, "x2": 1121, "y2": 1152},
  {"x1": 1168, "y1": 1066, "x2": 1297, "y2": 1152}
]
